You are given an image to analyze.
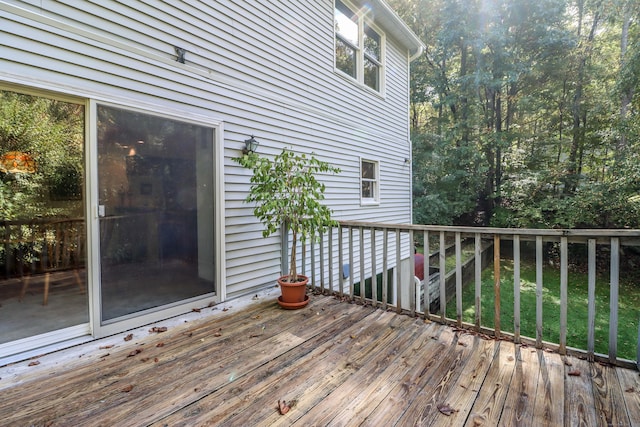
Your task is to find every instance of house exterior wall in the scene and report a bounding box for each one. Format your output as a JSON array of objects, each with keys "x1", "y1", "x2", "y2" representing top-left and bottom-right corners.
[{"x1": 1, "y1": 0, "x2": 418, "y2": 298}]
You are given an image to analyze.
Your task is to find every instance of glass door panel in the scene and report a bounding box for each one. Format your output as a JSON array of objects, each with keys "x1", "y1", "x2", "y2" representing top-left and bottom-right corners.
[
  {"x1": 0, "y1": 89, "x2": 88, "y2": 344},
  {"x1": 97, "y1": 105, "x2": 215, "y2": 323}
]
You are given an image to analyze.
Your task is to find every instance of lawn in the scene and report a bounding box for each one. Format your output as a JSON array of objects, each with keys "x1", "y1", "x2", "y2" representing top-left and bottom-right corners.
[{"x1": 445, "y1": 258, "x2": 640, "y2": 361}]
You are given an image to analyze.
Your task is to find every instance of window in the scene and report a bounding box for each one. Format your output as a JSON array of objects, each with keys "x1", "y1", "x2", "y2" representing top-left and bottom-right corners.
[
  {"x1": 335, "y1": 0, "x2": 384, "y2": 92},
  {"x1": 361, "y1": 159, "x2": 379, "y2": 203}
]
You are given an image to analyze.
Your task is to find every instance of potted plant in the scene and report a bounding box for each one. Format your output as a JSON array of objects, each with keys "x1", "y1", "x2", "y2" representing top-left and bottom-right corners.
[{"x1": 234, "y1": 147, "x2": 340, "y2": 309}]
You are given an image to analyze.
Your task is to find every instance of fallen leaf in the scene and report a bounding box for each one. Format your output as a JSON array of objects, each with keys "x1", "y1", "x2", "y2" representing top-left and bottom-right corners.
[
  {"x1": 124, "y1": 334, "x2": 133, "y2": 341},
  {"x1": 140, "y1": 357, "x2": 150, "y2": 362},
  {"x1": 156, "y1": 342, "x2": 165, "y2": 347},
  {"x1": 278, "y1": 399, "x2": 296, "y2": 415},
  {"x1": 568, "y1": 370, "x2": 581, "y2": 376},
  {"x1": 127, "y1": 349, "x2": 143, "y2": 357},
  {"x1": 100, "y1": 353, "x2": 110, "y2": 358},
  {"x1": 222, "y1": 307, "x2": 229, "y2": 312},
  {"x1": 28, "y1": 361, "x2": 40, "y2": 367},
  {"x1": 213, "y1": 332, "x2": 222, "y2": 337},
  {"x1": 149, "y1": 327, "x2": 167, "y2": 333},
  {"x1": 207, "y1": 302, "x2": 216, "y2": 307},
  {"x1": 508, "y1": 356, "x2": 514, "y2": 362},
  {"x1": 626, "y1": 387, "x2": 635, "y2": 393},
  {"x1": 192, "y1": 308, "x2": 201, "y2": 313},
  {"x1": 437, "y1": 403, "x2": 457, "y2": 416},
  {"x1": 154, "y1": 358, "x2": 159, "y2": 363},
  {"x1": 99, "y1": 345, "x2": 114, "y2": 349},
  {"x1": 121, "y1": 385, "x2": 134, "y2": 392}
]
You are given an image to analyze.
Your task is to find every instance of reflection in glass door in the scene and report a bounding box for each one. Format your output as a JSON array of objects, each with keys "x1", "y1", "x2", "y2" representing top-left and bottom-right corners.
[
  {"x1": 0, "y1": 89, "x2": 88, "y2": 345},
  {"x1": 97, "y1": 105, "x2": 216, "y2": 323}
]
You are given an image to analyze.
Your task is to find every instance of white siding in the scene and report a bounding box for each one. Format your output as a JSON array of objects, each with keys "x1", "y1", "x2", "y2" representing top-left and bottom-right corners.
[{"x1": 1, "y1": 0, "x2": 415, "y2": 298}]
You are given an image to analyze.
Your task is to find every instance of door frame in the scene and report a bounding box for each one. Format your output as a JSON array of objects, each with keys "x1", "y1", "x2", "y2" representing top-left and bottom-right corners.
[{"x1": 87, "y1": 99, "x2": 226, "y2": 339}]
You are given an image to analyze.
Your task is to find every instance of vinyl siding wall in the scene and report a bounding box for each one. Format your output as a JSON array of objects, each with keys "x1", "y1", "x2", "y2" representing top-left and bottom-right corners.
[{"x1": 1, "y1": 0, "x2": 413, "y2": 298}]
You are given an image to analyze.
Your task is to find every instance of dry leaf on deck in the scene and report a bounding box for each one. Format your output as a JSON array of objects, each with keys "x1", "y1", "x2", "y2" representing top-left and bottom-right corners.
[
  {"x1": 437, "y1": 403, "x2": 457, "y2": 416},
  {"x1": 121, "y1": 385, "x2": 134, "y2": 392},
  {"x1": 127, "y1": 349, "x2": 143, "y2": 357},
  {"x1": 568, "y1": 369, "x2": 581, "y2": 376}
]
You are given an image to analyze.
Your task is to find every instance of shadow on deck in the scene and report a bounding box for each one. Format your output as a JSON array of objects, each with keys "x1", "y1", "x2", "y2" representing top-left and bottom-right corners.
[{"x1": 1, "y1": 293, "x2": 639, "y2": 426}]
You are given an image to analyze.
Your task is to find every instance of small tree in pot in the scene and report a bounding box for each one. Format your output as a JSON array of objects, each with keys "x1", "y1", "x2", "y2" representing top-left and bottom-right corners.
[{"x1": 234, "y1": 148, "x2": 340, "y2": 308}]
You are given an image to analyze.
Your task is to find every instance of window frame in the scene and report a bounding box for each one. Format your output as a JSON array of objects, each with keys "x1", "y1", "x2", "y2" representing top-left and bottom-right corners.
[
  {"x1": 360, "y1": 158, "x2": 380, "y2": 205},
  {"x1": 334, "y1": 0, "x2": 385, "y2": 94}
]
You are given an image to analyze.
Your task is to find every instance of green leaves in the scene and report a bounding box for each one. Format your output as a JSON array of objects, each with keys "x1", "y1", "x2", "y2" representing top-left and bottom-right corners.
[{"x1": 233, "y1": 148, "x2": 340, "y2": 280}]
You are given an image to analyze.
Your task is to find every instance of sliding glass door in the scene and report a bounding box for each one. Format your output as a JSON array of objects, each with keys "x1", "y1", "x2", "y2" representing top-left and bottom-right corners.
[
  {"x1": 96, "y1": 105, "x2": 216, "y2": 323},
  {"x1": 0, "y1": 88, "x2": 88, "y2": 346}
]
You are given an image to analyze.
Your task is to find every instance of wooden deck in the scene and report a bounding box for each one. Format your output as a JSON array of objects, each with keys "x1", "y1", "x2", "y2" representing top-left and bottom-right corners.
[{"x1": 1, "y1": 294, "x2": 640, "y2": 426}]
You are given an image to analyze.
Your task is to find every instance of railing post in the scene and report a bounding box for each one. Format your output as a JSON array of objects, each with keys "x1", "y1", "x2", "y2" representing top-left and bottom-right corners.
[{"x1": 493, "y1": 235, "x2": 501, "y2": 339}]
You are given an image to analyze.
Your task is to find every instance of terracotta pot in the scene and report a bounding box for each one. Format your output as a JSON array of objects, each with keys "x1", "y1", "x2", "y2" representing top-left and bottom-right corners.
[{"x1": 277, "y1": 275, "x2": 309, "y2": 309}]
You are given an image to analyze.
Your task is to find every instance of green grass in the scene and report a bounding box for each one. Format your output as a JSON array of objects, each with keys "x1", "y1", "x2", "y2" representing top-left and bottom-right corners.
[{"x1": 445, "y1": 259, "x2": 640, "y2": 361}]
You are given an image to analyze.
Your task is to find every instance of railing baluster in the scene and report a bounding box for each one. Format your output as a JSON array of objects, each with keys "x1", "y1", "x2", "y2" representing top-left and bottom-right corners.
[
  {"x1": 423, "y1": 230, "x2": 430, "y2": 319},
  {"x1": 409, "y1": 229, "x2": 415, "y2": 316},
  {"x1": 536, "y1": 235, "x2": 543, "y2": 348},
  {"x1": 455, "y1": 232, "x2": 462, "y2": 327},
  {"x1": 349, "y1": 226, "x2": 354, "y2": 299},
  {"x1": 338, "y1": 225, "x2": 344, "y2": 297},
  {"x1": 308, "y1": 236, "x2": 313, "y2": 285},
  {"x1": 328, "y1": 226, "x2": 333, "y2": 293},
  {"x1": 559, "y1": 236, "x2": 568, "y2": 355},
  {"x1": 319, "y1": 233, "x2": 325, "y2": 291},
  {"x1": 475, "y1": 233, "x2": 481, "y2": 331},
  {"x1": 359, "y1": 227, "x2": 365, "y2": 301},
  {"x1": 513, "y1": 234, "x2": 521, "y2": 344},
  {"x1": 395, "y1": 228, "x2": 402, "y2": 314},
  {"x1": 382, "y1": 228, "x2": 389, "y2": 310},
  {"x1": 609, "y1": 237, "x2": 620, "y2": 363},
  {"x1": 370, "y1": 228, "x2": 377, "y2": 308},
  {"x1": 439, "y1": 231, "x2": 446, "y2": 322},
  {"x1": 587, "y1": 238, "x2": 596, "y2": 362},
  {"x1": 494, "y1": 235, "x2": 501, "y2": 339}
]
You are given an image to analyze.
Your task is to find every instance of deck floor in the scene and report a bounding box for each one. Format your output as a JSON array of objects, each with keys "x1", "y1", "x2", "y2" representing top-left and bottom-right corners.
[{"x1": 1, "y1": 293, "x2": 640, "y2": 426}]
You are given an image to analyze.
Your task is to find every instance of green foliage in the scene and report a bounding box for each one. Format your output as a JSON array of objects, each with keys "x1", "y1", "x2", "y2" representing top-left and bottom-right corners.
[
  {"x1": 233, "y1": 149, "x2": 340, "y2": 282},
  {"x1": 393, "y1": 0, "x2": 640, "y2": 229},
  {"x1": 0, "y1": 90, "x2": 84, "y2": 220}
]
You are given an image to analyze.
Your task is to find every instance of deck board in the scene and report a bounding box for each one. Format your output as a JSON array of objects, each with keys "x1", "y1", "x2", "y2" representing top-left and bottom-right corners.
[{"x1": 1, "y1": 294, "x2": 639, "y2": 426}]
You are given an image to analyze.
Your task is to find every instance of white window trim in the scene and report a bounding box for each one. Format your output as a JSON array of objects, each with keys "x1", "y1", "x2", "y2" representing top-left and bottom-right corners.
[
  {"x1": 360, "y1": 158, "x2": 380, "y2": 205},
  {"x1": 334, "y1": 0, "x2": 386, "y2": 95}
]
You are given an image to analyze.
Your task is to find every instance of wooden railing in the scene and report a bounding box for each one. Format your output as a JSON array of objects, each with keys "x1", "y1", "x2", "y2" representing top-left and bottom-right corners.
[
  {"x1": 0, "y1": 218, "x2": 85, "y2": 279},
  {"x1": 293, "y1": 220, "x2": 640, "y2": 369}
]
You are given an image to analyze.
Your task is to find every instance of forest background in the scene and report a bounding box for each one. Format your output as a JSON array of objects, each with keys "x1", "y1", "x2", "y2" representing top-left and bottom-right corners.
[{"x1": 388, "y1": 0, "x2": 640, "y2": 229}]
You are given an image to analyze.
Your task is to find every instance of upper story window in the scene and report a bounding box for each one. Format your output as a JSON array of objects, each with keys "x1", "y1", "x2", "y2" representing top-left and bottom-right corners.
[
  {"x1": 335, "y1": 0, "x2": 384, "y2": 93},
  {"x1": 361, "y1": 159, "x2": 379, "y2": 204}
]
